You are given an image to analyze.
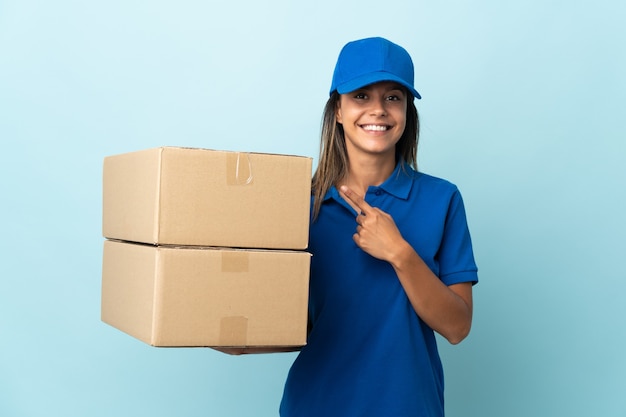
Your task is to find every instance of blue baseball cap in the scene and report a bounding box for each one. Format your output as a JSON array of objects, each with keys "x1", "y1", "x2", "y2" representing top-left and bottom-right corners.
[{"x1": 329, "y1": 37, "x2": 421, "y2": 99}]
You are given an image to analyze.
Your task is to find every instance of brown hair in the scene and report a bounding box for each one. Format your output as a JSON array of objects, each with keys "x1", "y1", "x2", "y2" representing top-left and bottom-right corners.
[{"x1": 311, "y1": 90, "x2": 420, "y2": 220}]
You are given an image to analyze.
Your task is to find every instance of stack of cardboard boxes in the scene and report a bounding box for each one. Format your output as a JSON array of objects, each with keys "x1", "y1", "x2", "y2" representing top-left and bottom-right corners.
[{"x1": 101, "y1": 147, "x2": 312, "y2": 351}]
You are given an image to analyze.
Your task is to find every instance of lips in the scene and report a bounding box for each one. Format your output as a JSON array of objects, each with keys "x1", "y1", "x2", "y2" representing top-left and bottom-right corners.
[{"x1": 360, "y1": 124, "x2": 390, "y2": 131}]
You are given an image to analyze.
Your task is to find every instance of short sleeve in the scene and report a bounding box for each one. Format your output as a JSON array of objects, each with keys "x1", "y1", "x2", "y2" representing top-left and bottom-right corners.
[{"x1": 437, "y1": 189, "x2": 478, "y2": 286}]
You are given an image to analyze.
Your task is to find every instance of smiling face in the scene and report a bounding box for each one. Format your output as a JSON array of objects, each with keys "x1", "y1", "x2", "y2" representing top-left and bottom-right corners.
[{"x1": 336, "y1": 81, "x2": 408, "y2": 162}]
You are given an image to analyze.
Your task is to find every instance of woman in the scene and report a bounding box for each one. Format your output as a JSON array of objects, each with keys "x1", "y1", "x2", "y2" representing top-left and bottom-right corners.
[{"x1": 280, "y1": 37, "x2": 478, "y2": 417}]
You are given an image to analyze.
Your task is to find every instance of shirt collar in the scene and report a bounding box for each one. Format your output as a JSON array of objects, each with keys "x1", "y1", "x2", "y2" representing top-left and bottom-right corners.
[
  {"x1": 378, "y1": 161, "x2": 414, "y2": 200},
  {"x1": 322, "y1": 161, "x2": 415, "y2": 202}
]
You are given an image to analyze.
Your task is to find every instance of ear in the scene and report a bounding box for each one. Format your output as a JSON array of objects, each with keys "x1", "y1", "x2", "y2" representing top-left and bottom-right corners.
[{"x1": 335, "y1": 101, "x2": 343, "y2": 124}]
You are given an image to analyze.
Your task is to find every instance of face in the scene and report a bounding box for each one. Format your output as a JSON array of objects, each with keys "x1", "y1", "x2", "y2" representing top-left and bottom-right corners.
[{"x1": 336, "y1": 81, "x2": 407, "y2": 161}]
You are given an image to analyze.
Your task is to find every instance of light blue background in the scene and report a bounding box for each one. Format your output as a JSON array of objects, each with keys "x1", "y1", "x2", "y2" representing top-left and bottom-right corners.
[{"x1": 1, "y1": 1, "x2": 625, "y2": 416}]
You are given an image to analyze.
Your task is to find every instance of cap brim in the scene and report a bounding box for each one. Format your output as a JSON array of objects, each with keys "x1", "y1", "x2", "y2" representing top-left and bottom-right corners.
[{"x1": 335, "y1": 72, "x2": 421, "y2": 100}]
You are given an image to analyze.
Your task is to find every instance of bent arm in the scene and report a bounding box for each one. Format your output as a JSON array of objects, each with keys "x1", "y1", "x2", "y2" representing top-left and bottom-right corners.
[
  {"x1": 389, "y1": 240, "x2": 473, "y2": 344},
  {"x1": 339, "y1": 185, "x2": 474, "y2": 344}
]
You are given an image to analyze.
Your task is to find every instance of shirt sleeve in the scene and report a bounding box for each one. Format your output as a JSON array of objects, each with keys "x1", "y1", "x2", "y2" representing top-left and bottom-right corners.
[{"x1": 437, "y1": 188, "x2": 479, "y2": 286}]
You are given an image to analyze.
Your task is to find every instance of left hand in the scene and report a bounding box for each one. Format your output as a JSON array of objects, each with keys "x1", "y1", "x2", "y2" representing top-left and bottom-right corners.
[
  {"x1": 339, "y1": 185, "x2": 406, "y2": 262},
  {"x1": 340, "y1": 186, "x2": 474, "y2": 345}
]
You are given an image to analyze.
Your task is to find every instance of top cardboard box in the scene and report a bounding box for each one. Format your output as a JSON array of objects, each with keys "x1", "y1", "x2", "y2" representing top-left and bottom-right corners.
[{"x1": 103, "y1": 147, "x2": 312, "y2": 249}]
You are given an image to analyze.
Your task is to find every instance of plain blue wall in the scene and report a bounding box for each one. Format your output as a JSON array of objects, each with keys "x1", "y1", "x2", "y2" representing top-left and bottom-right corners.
[{"x1": 1, "y1": 1, "x2": 625, "y2": 416}]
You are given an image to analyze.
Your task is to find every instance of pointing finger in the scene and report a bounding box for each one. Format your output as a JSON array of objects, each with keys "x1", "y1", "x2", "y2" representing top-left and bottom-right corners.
[{"x1": 339, "y1": 185, "x2": 373, "y2": 215}]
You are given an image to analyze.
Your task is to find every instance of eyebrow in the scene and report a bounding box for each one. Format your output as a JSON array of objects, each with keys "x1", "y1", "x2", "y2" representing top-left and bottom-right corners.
[
  {"x1": 357, "y1": 83, "x2": 403, "y2": 92},
  {"x1": 382, "y1": 86, "x2": 407, "y2": 96}
]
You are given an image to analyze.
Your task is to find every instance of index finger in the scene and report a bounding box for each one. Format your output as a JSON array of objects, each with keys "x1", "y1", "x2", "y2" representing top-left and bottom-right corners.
[{"x1": 339, "y1": 185, "x2": 373, "y2": 215}]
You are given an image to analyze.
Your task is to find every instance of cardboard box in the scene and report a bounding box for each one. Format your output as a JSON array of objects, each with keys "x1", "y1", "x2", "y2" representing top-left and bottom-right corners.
[
  {"x1": 102, "y1": 147, "x2": 312, "y2": 249},
  {"x1": 101, "y1": 239, "x2": 310, "y2": 348}
]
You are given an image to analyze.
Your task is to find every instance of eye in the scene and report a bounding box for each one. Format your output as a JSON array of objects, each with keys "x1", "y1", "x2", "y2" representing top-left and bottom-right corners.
[
  {"x1": 386, "y1": 90, "x2": 405, "y2": 101},
  {"x1": 354, "y1": 92, "x2": 367, "y2": 99}
]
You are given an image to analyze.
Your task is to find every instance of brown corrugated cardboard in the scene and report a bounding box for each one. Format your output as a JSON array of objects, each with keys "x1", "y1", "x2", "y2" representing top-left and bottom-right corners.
[
  {"x1": 101, "y1": 239, "x2": 310, "y2": 349},
  {"x1": 102, "y1": 147, "x2": 312, "y2": 249}
]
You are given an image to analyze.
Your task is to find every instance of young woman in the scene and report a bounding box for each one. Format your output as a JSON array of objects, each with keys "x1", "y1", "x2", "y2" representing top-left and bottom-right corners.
[{"x1": 280, "y1": 37, "x2": 478, "y2": 417}]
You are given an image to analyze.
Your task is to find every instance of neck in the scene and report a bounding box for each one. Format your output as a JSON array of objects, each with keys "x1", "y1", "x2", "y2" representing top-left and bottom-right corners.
[{"x1": 340, "y1": 154, "x2": 397, "y2": 196}]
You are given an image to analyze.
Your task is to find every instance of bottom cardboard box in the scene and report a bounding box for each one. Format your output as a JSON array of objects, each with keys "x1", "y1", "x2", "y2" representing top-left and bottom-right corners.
[{"x1": 101, "y1": 239, "x2": 310, "y2": 350}]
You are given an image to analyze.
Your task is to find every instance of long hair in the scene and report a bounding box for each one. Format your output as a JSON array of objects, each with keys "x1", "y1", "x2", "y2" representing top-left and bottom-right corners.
[{"x1": 311, "y1": 90, "x2": 420, "y2": 220}]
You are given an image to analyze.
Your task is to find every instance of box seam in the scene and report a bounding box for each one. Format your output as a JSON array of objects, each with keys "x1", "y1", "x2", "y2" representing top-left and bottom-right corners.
[
  {"x1": 151, "y1": 246, "x2": 161, "y2": 345},
  {"x1": 154, "y1": 147, "x2": 163, "y2": 244}
]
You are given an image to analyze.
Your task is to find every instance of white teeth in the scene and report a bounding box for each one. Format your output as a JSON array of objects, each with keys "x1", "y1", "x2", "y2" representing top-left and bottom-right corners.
[{"x1": 362, "y1": 125, "x2": 388, "y2": 131}]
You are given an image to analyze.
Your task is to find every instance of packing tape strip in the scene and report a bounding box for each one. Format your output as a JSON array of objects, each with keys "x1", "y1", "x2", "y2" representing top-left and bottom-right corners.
[
  {"x1": 221, "y1": 251, "x2": 249, "y2": 272},
  {"x1": 219, "y1": 316, "x2": 248, "y2": 346},
  {"x1": 226, "y1": 152, "x2": 253, "y2": 185}
]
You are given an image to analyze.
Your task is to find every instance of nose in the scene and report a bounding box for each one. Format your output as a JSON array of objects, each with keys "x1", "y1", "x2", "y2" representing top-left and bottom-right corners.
[{"x1": 369, "y1": 96, "x2": 387, "y2": 116}]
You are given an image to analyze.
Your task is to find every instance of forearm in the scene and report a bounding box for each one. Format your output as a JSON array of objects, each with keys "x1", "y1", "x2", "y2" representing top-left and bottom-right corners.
[{"x1": 388, "y1": 240, "x2": 473, "y2": 344}]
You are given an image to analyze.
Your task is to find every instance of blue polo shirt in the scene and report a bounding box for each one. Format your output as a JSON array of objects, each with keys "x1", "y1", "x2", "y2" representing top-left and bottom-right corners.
[{"x1": 280, "y1": 162, "x2": 478, "y2": 417}]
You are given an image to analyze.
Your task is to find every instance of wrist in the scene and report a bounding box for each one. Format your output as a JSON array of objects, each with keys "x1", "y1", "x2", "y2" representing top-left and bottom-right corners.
[{"x1": 388, "y1": 240, "x2": 416, "y2": 272}]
